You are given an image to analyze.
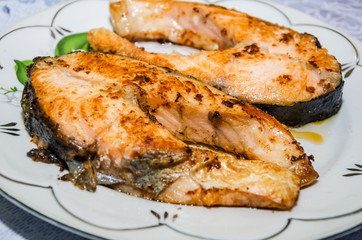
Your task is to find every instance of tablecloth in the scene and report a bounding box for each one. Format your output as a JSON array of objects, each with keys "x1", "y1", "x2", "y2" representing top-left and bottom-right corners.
[{"x1": 0, "y1": 0, "x2": 361, "y2": 239}]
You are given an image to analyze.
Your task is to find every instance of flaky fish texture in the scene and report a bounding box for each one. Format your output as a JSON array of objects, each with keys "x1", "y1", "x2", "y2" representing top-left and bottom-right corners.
[
  {"x1": 96, "y1": 0, "x2": 343, "y2": 126},
  {"x1": 22, "y1": 52, "x2": 316, "y2": 209}
]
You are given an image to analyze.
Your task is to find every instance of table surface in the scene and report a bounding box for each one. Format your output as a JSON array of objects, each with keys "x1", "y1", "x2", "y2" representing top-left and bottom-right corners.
[{"x1": 0, "y1": 0, "x2": 361, "y2": 239}]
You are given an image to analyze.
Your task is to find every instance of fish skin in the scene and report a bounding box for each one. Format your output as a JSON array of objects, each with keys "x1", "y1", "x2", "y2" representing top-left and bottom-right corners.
[
  {"x1": 105, "y1": 0, "x2": 342, "y2": 109},
  {"x1": 22, "y1": 52, "x2": 302, "y2": 209}
]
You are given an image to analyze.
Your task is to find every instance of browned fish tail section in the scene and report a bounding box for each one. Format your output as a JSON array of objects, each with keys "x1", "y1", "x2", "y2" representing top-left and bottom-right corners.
[{"x1": 159, "y1": 148, "x2": 301, "y2": 209}]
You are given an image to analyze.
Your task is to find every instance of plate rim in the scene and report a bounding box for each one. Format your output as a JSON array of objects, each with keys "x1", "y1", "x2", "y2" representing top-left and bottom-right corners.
[{"x1": 0, "y1": 0, "x2": 362, "y2": 239}]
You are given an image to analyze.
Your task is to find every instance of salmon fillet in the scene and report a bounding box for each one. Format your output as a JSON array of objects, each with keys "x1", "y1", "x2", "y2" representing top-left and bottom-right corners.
[
  {"x1": 92, "y1": 0, "x2": 343, "y2": 125},
  {"x1": 21, "y1": 52, "x2": 303, "y2": 209}
]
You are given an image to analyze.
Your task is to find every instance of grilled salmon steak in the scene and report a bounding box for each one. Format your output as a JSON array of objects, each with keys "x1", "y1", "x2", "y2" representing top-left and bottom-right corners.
[
  {"x1": 95, "y1": 0, "x2": 343, "y2": 126},
  {"x1": 22, "y1": 51, "x2": 317, "y2": 209}
]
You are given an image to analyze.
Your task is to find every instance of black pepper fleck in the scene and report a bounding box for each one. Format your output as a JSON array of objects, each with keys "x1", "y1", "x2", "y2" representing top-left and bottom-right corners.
[
  {"x1": 222, "y1": 100, "x2": 234, "y2": 108},
  {"x1": 194, "y1": 94, "x2": 203, "y2": 102},
  {"x1": 175, "y1": 92, "x2": 181, "y2": 102}
]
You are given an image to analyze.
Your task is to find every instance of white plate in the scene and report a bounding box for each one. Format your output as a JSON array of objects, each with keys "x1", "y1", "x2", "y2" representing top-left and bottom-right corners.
[{"x1": 0, "y1": 0, "x2": 361, "y2": 239}]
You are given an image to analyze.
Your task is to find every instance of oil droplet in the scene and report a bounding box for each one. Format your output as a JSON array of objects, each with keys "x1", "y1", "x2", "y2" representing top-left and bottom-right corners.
[
  {"x1": 312, "y1": 119, "x2": 328, "y2": 125},
  {"x1": 290, "y1": 130, "x2": 324, "y2": 144}
]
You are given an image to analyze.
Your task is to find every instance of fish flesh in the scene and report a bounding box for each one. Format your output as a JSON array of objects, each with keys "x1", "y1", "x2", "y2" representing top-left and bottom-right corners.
[
  {"x1": 21, "y1": 51, "x2": 316, "y2": 209},
  {"x1": 96, "y1": 0, "x2": 343, "y2": 126},
  {"x1": 33, "y1": 50, "x2": 317, "y2": 185}
]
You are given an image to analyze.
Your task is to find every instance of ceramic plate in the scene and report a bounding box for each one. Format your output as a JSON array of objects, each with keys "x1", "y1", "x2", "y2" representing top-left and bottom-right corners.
[{"x1": 0, "y1": 0, "x2": 361, "y2": 239}]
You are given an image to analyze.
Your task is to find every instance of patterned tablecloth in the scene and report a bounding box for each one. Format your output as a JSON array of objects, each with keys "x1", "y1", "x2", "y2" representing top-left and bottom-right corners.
[{"x1": 0, "y1": 0, "x2": 361, "y2": 239}]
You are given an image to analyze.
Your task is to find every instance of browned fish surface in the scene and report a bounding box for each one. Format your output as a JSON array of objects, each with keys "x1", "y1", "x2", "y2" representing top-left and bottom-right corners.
[
  {"x1": 90, "y1": 27, "x2": 342, "y2": 106},
  {"x1": 159, "y1": 150, "x2": 300, "y2": 208},
  {"x1": 26, "y1": 51, "x2": 317, "y2": 186},
  {"x1": 98, "y1": 0, "x2": 343, "y2": 126},
  {"x1": 22, "y1": 52, "x2": 304, "y2": 209}
]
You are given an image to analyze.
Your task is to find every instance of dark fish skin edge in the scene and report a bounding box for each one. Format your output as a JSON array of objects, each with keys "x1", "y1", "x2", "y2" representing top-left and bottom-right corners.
[
  {"x1": 21, "y1": 80, "x2": 91, "y2": 163},
  {"x1": 21, "y1": 63, "x2": 99, "y2": 191},
  {"x1": 255, "y1": 81, "x2": 344, "y2": 127}
]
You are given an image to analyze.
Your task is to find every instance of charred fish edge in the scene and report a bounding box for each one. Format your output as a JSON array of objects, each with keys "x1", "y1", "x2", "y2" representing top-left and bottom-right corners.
[
  {"x1": 21, "y1": 75, "x2": 98, "y2": 191},
  {"x1": 255, "y1": 81, "x2": 344, "y2": 127}
]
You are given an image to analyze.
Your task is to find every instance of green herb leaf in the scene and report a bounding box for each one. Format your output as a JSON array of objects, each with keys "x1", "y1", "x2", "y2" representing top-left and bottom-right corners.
[
  {"x1": 54, "y1": 32, "x2": 89, "y2": 56},
  {"x1": 0, "y1": 85, "x2": 18, "y2": 94},
  {"x1": 14, "y1": 59, "x2": 33, "y2": 85}
]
